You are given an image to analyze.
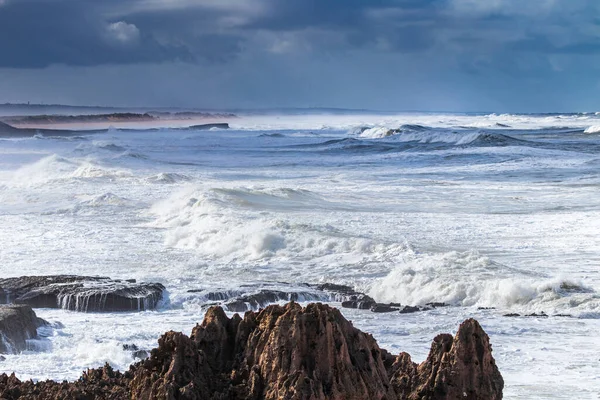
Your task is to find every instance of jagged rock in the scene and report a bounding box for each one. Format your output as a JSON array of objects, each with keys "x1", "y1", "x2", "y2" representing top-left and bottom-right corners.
[
  {"x1": 0, "y1": 305, "x2": 48, "y2": 354},
  {"x1": 0, "y1": 363, "x2": 129, "y2": 399},
  {"x1": 503, "y1": 313, "x2": 521, "y2": 317},
  {"x1": 0, "y1": 276, "x2": 164, "y2": 312},
  {"x1": 0, "y1": 303, "x2": 503, "y2": 400},
  {"x1": 389, "y1": 319, "x2": 504, "y2": 400}
]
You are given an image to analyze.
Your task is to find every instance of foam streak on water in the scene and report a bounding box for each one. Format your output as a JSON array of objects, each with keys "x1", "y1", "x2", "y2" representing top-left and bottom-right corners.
[{"x1": 1, "y1": 112, "x2": 600, "y2": 398}]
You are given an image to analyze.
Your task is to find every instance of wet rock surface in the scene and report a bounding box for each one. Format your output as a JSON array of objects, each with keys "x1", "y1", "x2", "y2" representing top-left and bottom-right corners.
[
  {"x1": 0, "y1": 276, "x2": 164, "y2": 312},
  {"x1": 0, "y1": 302, "x2": 503, "y2": 399},
  {"x1": 370, "y1": 303, "x2": 401, "y2": 313},
  {"x1": 122, "y1": 344, "x2": 150, "y2": 360},
  {"x1": 503, "y1": 312, "x2": 549, "y2": 318},
  {"x1": 223, "y1": 289, "x2": 327, "y2": 312},
  {"x1": 188, "y1": 282, "x2": 448, "y2": 316},
  {"x1": 0, "y1": 305, "x2": 48, "y2": 354}
]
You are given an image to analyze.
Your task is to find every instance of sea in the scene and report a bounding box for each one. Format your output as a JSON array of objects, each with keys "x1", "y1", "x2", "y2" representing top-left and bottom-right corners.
[{"x1": 0, "y1": 111, "x2": 599, "y2": 399}]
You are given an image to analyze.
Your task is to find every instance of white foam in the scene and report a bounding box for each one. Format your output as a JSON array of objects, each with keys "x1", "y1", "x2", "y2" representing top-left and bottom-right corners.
[
  {"x1": 78, "y1": 193, "x2": 128, "y2": 207},
  {"x1": 11, "y1": 154, "x2": 76, "y2": 186},
  {"x1": 70, "y1": 162, "x2": 129, "y2": 178},
  {"x1": 358, "y1": 125, "x2": 494, "y2": 145},
  {"x1": 9, "y1": 155, "x2": 133, "y2": 187},
  {"x1": 360, "y1": 127, "x2": 396, "y2": 138},
  {"x1": 145, "y1": 172, "x2": 191, "y2": 184},
  {"x1": 584, "y1": 125, "x2": 600, "y2": 134},
  {"x1": 149, "y1": 186, "x2": 410, "y2": 265},
  {"x1": 368, "y1": 250, "x2": 598, "y2": 315}
]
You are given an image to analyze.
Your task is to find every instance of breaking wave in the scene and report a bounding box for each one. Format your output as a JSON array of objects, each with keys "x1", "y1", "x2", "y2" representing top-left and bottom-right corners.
[
  {"x1": 145, "y1": 173, "x2": 191, "y2": 184},
  {"x1": 358, "y1": 125, "x2": 527, "y2": 146},
  {"x1": 10, "y1": 155, "x2": 133, "y2": 186},
  {"x1": 357, "y1": 124, "x2": 429, "y2": 139},
  {"x1": 71, "y1": 163, "x2": 133, "y2": 179},
  {"x1": 78, "y1": 193, "x2": 129, "y2": 207},
  {"x1": 149, "y1": 187, "x2": 409, "y2": 267},
  {"x1": 584, "y1": 125, "x2": 600, "y2": 134},
  {"x1": 368, "y1": 250, "x2": 599, "y2": 316}
]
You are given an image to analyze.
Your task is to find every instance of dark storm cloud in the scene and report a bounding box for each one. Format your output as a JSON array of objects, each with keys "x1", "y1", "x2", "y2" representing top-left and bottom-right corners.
[
  {"x1": 1, "y1": 0, "x2": 600, "y2": 112},
  {"x1": 1, "y1": 0, "x2": 600, "y2": 68},
  {"x1": 0, "y1": 0, "x2": 193, "y2": 68}
]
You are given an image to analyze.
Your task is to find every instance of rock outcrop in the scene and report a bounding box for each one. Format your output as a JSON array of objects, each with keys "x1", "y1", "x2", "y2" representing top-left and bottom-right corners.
[
  {"x1": 0, "y1": 305, "x2": 47, "y2": 354},
  {"x1": 0, "y1": 302, "x2": 503, "y2": 399},
  {"x1": 191, "y1": 282, "x2": 410, "y2": 314},
  {"x1": 223, "y1": 289, "x2": 328, "y2": 312},
  {"x1": 0, "y1": 276, "x2": 164, "y2": 312},
  {"x1": 388, "y1": 319, "x2": 503, "y2": 400}
]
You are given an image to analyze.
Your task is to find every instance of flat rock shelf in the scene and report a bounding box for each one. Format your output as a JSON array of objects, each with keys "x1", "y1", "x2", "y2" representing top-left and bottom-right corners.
[{"x1": 0, "y1": 276, "x2": 165, "y2": 312}]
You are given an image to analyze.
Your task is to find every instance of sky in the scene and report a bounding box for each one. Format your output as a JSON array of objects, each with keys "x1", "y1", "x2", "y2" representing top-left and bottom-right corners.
[{"x1": 0, "y1": 0, "x2": 599, "y2": 112}]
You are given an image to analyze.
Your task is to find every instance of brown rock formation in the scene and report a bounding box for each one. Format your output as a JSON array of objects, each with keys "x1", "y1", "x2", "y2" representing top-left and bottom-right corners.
[
  {"x1": 389, "y1": 319, "x2": 503, "y2": 400},
  {"x1": 0, "y1": 364, "x2": 128, "y2": 400},
  {"x1": 0, "y1": 302, "x2": 503, "y2": 399}
]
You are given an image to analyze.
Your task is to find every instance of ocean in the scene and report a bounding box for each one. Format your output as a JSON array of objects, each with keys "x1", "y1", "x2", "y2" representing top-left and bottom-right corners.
[{"x1": 1, "y1": 112, "x2": 599, "y2": 398}]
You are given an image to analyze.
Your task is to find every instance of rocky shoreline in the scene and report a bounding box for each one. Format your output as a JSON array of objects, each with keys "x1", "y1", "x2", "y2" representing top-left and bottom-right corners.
[{"x1": 0, "y1": 302, "x2": 503, "y2": 399}]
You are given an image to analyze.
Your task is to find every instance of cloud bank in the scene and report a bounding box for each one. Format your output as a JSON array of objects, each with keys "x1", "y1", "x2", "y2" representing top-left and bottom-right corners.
[{"x1": 0, "y1": 0, "x2": 599, "y2": 111}]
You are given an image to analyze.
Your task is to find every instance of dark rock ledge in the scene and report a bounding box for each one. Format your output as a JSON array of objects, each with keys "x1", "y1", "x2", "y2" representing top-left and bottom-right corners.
[
  {"x1": 197, "y1": 282, "x2": 448, "y2": 315},
  {"x1": 0, "y1": 305, "x2": 48, "y2": 354},
  {"x1": 0, "y1": 302, "x2": 503, "y2": 399},
  {"x1": 0, "y1": 276, "x2": 165, "y2": 312}
]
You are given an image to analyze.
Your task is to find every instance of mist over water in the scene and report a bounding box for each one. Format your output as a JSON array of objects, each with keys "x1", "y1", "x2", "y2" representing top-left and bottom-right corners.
[{"x1": 1, "y1": 112, "x2": 600, "y2": 398}]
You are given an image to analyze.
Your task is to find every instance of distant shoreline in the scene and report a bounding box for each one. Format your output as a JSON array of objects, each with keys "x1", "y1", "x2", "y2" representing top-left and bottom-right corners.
[
  {"x1": 0, "y1": 112, "x2": 233, "y2": 133},
  {"x1": 2, "y1": 111, "x2": 233, "y2": 125}
]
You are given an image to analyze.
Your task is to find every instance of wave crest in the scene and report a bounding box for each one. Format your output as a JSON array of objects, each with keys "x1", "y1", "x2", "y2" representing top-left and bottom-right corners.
[
  {"x1": 11, "y1": 155, "x2": 133, "y2": 186},
  {"x1": 368, "y1": 250, "x2": 598, "y2": 316},
  {"x1": 149, "y1": 187, "x2": 410, "y2": 265},
  {"x1": 584, "y1": 125, "x2": 600, "y2": 134}
]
